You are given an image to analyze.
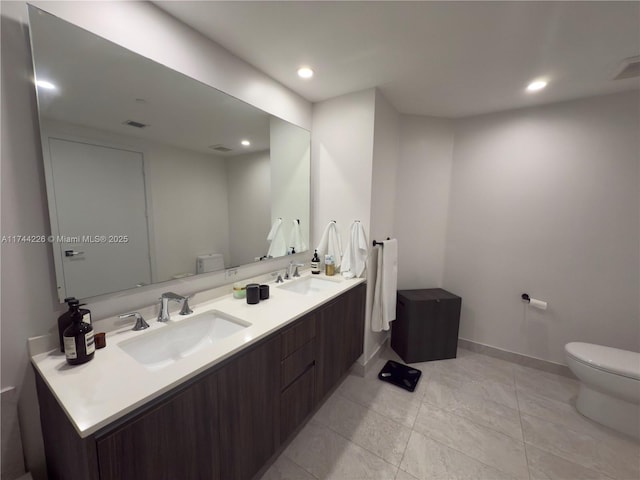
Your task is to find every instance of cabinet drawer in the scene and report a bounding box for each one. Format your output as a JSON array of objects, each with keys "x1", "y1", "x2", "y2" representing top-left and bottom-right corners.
[
  {"x1": 281, "y1": 313, "x2": 316, "y2": 359},
  {"x1": 281, "y1": 340, "x2": 315, "y2": 389},
  {"x1": 280, "y1": 366, "x2": 315, "y2": 442}
]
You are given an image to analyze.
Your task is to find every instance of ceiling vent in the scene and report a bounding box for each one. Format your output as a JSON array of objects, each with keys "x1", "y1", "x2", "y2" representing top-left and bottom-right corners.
[
  {"x1": 613, "y1": 56, "x2": 640, "y2": 80},
  {"x1": 209, "y1": 144, "x2": 232, "y2": 152},
  {"x1": 123, "y1": 120, "x2": 149, "y2": 129}
]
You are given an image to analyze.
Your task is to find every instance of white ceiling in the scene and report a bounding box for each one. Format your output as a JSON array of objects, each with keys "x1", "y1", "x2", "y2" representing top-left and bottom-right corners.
[{"x1": 155, "y1": 1, "x2": 640, "y2": 118}]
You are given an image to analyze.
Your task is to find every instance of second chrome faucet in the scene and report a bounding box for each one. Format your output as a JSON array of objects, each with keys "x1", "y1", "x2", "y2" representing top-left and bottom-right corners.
[{"x1": 158, "y1": 292, "x2": 192, "y2": 322}]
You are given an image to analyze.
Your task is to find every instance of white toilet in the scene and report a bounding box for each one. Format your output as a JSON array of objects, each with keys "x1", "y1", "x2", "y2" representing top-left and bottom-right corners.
[{"x1": 565, "y1": 342, "x2": 640, "y2": 438}]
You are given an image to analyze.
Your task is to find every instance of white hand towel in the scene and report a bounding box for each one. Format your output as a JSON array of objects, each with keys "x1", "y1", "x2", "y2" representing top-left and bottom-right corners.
[
  {"x1": 289, "y1": 219, "x2": 308, "y2": 253},
  {"x1": 267, "y1": 218, "x2": 287, "y2": 257},
  {"x1": 316, "y1": 221, "x2": 342, "y2": 268},
  {"x1": 371, "y1": 239, "x2": 398, "y2": 332},
  {"x1": 341, "y1": 221, "x2": 368, "y2": 279}
]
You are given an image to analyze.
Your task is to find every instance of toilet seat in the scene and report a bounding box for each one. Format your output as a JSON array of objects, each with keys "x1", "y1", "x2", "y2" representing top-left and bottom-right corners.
[{"x1": 565, "y1": 342, "x2": 640, "y2": 381}]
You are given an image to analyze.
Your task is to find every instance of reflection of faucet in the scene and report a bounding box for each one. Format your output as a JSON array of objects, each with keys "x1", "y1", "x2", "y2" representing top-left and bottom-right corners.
[
  {"x1": 158, "y1": 292, "x2": 185, "y2": 322},
  {"x1": 285, "y1": 261, "x2": 304, "y2": 279},
  {"x1": 119, "y1": 312, "x2": 150, "y2": 331}
]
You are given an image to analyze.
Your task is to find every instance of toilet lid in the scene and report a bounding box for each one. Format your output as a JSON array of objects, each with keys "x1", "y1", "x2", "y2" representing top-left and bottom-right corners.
[{"x1": 565, "y1": 342, "x2": 640, "y2": 380}]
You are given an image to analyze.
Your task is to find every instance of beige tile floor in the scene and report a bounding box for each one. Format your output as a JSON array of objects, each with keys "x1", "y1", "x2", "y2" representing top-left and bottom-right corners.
[{"x1": 260, "y1": 347, "x2": 640, "y2": 480}]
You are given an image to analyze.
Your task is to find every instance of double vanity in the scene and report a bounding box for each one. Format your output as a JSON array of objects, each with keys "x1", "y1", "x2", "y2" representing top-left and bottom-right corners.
[{"x1": 32, "y1": 272, "x2": 366, "y2": 480}]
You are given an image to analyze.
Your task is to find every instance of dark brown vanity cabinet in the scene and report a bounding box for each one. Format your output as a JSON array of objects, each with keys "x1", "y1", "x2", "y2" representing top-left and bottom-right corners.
[
  {"x1": 279, "y1": 312, "x2": 317, "y2": 441},
  {"x1": 218, "y1": 336, "x2": 281, "y2": 480},
  {"x1": 315, "y1": 283, "x2": 366, "y2": 402},
  {"x1": 35, "y1": 283, "x2": 366, "y2": 480},
  {"x1": 96, "y1": 370, "x2": 220, "y2": 480}
]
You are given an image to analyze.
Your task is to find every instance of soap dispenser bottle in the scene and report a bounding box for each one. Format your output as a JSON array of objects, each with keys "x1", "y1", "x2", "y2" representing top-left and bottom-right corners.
[
  {"x1": 63, "y1": 301, "x2": 95, "y2": 365},
  {"x1": 311, "y1": 249, "x2": 320, "y2": 275},
  {"x1": 57, "y1": 298, "x2": 92, "y2": 353}
]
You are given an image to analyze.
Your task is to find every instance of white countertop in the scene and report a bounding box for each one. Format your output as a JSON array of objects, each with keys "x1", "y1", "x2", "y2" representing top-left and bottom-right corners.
[{"x1": 31, "y1": 272, "x2": 365, "y2": 438}]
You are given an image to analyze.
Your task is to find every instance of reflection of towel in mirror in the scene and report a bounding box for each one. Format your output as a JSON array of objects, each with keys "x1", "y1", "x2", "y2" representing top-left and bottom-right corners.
[
  {"x1": 316, "y1": 221, "x2": 342, "y2": 268},
  {"x1": 341, "y1": 221, "x2": 368, "y2": 278},
  {"x1": 289, "y1": 219, "x2": 307, "y2": 253},
  {"x1": 371, "y1": 239, "x2": 398, "y2": 332},
  {"x1": 267, "y1": 218, "x2": 287, "y2": 257}
]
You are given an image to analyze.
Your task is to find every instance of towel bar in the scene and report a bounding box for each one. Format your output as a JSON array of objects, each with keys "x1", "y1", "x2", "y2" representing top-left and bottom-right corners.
[{"x1": 373, "y1": 237, "x2": 391, "y2": 247}]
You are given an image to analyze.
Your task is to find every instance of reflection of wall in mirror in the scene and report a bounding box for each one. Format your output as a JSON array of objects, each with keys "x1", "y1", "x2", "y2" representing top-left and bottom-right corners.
[
  {"x1": 226, "y1": 151, "x2": 271, "y2": 267},
  {"x1": 270, "y1": 117, "x2": 311, "y2": 252},
  {"x1": 148, "y1": 141, "x2": 230, "y2": 281}
]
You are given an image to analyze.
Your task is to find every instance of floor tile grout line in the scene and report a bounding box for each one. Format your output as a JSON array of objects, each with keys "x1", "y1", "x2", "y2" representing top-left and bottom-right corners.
[
  {"x1": 281, "y1": 451, "x2": 321, "y2": 480},
  {"x1": 335, "y1": 382, "x2": 422, "y2": 430},
  {"x1": 517, "y1": 436, "x2": 624, "y2": 480},
  {"x1": 427, "y1": 370, "x2": 520, "y2": 411},
  {"x1": 411, "y1": 425, "x2": 525, "y2": 480},
  {"x1": 311, "y1": 413, "x2": 410, "y2": 471},
  {"x1": 419, "y1": 394, "x2": 525, "y2": 444},
  {"x1": 514, "y1": 368, "x2": 533, "y2": 480},
  {"x1": 516, "y1": 418, "x2": 638, "y2": 480},
  {"x1": 517, "y1": 404, "x2": 640, "y2": 450}
]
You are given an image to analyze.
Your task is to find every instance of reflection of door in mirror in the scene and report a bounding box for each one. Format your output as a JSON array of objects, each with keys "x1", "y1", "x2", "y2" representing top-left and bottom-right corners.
[{"x1": 47, "y1": 138, "x2": 152, "y2": 299}]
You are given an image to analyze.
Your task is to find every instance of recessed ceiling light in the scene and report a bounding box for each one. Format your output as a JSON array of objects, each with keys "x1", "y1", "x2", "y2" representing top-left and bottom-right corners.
[
  {"x1": 241, "y1": 139, "x2": 251, "y2": 147},
  {"x1": 297, "y1": 67, "x2": 314, "y2": 79},
  {"x1": 526, "y1": 80, "x2": 547, "y2": 92},
  {"x1": 36, "y1": 80, "x2": 56, "y2": 90}
]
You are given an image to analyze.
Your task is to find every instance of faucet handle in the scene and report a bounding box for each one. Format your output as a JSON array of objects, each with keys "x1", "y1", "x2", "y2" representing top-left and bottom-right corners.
[
  {"x1": 119, "y1": 312, "x2": 150, "y2": 331},
  {"x1": 293, "y1": 266, "x2": 301, "y2": 277},
  {"x1": 179, "y1": 295, "x2": 193, "y2": 316},
  {"x1": 275, "y1": 272, "x2": 284, "y2": 283}
]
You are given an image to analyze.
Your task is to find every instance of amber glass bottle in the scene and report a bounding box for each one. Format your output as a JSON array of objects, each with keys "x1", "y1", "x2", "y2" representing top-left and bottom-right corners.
[{"x1": 63, "y1": 302, "x2": 95, "y2": 365}]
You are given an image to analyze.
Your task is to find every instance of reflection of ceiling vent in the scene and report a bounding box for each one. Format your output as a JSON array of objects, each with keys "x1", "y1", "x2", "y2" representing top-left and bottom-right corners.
[
  {"x1": 209, "y1": 144, "x2": 232, "y2": 152},
  {"x1": 614, "y1": 56, "x2": 640, "y2": 80},
  {"x1": 123, "y1": 120, "x2": 149, "y2": 128}
]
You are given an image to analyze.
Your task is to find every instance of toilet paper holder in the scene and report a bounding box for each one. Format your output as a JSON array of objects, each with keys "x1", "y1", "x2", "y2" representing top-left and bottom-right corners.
[{"x1": 521, "y1": 293, "x2": 548, "y2": 310}]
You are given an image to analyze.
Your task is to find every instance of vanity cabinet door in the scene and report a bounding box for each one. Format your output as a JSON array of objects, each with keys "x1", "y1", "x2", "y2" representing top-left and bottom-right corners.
[
  {"x1": 343, "y1": 282, "x2": 366, "y2": 371},
  {"x1": 315, "y1": 283, "x2": 366, "y2": 402},
  {"x1": 96, "y1": 370, "x2": 220, "y2": 480},
  {"x1": 218, "y1": 335, "x2": 281, "y2": 480}
]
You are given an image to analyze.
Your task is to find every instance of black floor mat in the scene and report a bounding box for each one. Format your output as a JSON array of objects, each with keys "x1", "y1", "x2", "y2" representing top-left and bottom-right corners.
[{"x1": 377, "y1": 360, "x2": 422, "y2": 392}]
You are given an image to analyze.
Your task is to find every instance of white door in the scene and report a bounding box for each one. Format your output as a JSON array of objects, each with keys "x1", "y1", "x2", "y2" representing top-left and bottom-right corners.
[{"x1": 48, "y1": 138, "x2": 151, "y2": 299}]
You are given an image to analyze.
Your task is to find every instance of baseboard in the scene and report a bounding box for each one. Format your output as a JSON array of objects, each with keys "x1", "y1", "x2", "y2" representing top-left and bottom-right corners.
[
  {"x1": 352, "y1": 336, "x2": 390, "y2": 377},
  {"x1": 1, "y1": 387, "x2": 28, "y2": 480},
  {"x1": 458, "y1": 338, "x2": 576, "y2": 379}
]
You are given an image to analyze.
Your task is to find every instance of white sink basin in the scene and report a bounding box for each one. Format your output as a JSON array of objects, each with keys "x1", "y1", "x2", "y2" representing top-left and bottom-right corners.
[
  {"x1": 119, "y1": 310, "x2": 250, "y2": 371},
  {"x1": 277, "y1": 276, "x2": 341, "y2": 295}
]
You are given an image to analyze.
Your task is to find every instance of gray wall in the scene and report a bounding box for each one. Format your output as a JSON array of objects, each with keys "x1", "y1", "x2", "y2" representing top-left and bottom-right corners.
[
  {"x1": 444, "y1": 91, "x2": 640, "y2": 364},
  {"x1": 226, "y1": 151, "x2": 271, "y2": 266},
  {"x1": 395, "y1": 115, "x2": 454, "y2": 290}
]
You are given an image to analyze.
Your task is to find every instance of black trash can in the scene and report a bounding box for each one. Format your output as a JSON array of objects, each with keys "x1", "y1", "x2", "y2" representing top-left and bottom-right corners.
[{"x1": 391, "y1": 288, "x2": 462, "y2": 363}]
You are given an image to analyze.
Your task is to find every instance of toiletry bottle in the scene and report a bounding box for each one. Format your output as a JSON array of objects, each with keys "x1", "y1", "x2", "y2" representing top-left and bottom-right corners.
[
  {"x1": 311, "y1": 250, "x2": 320, "y2": 275},
  {"x1": 59, "y1": 298, "x2": 92, "y2": 352},
  {"x1": 325, "y1": 255, "x2": 335, "y2": 276},
  {"x1": 57, "y1": 297, "x2": 77, "y2": 352},
  {"x1": 63, "y1": 302, "x2": 95, "y2": 365}
]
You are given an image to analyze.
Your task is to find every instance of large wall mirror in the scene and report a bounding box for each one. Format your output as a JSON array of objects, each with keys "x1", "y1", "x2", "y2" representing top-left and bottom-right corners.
[{"x1": 28, "y1": 6, "x2": 310, "y2": 302}]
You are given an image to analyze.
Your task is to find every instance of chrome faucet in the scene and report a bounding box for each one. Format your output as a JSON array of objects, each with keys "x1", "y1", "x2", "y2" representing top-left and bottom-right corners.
[
  {"x1": 158, "y1": 292, "x2": 185, "y2": 322},
  {"x1": 119, "y1": 312, "x2": 150, "y2": 331},
  {"x1": 285, "y1": 261, "x2": 304, "y2": 279}
]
